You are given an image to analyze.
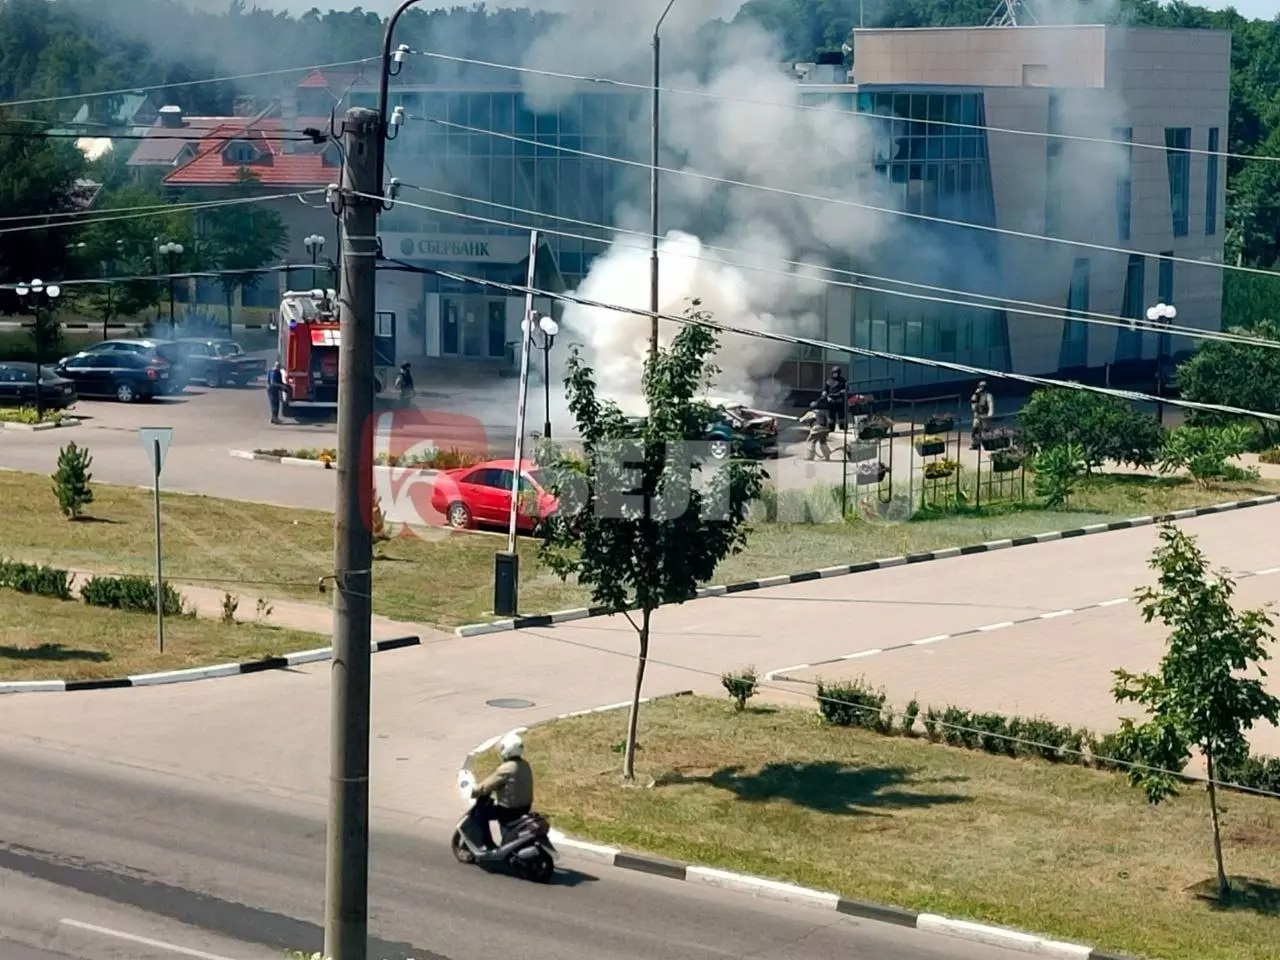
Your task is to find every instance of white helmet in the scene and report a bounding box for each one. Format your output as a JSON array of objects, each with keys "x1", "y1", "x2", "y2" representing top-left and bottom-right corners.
[{"x1": 497, "y1": 731, "x2": 524, "y2": 761}]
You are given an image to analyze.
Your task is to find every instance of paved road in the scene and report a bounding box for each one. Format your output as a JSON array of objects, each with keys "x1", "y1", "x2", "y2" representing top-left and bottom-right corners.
[{"x1": 0, "y1": 744, "x2": 1026, "y2": 960}]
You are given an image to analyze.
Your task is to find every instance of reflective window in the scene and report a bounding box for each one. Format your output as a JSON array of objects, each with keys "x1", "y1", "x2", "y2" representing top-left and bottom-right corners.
[
  {"x1": 1205, "y1": 127, "x2": 1219, "y2": 236},
  {"x1": 1164, "y1": 127, "x2": 1191, "y2": 237}
]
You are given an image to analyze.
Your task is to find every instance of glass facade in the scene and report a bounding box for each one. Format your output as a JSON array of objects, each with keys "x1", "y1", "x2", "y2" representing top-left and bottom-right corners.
[
  {"x1": 1045, "y1": 94, "x2": 1063, "y2": 237},
  {"x1": 1115, "y1": 254, "x2": 1145, "y2": 362},
  {"x1": 1059, "y1": 258, "x2": 1090, "y2": 368},
  {"x1": 1114, "y1": 126, "x2": 1132, "y2": 242},
  {"x1": 1164, "y1": 127, "x2": 1191, "y2": 237},
  {"x1": 1206, "y1": 127, "x2": 1219, "y2": 236}
]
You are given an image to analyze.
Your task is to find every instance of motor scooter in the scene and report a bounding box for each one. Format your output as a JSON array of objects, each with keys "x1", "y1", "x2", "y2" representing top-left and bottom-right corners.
[{"x1": 451, "y1": 768, "x2": 558, "y2": 883}]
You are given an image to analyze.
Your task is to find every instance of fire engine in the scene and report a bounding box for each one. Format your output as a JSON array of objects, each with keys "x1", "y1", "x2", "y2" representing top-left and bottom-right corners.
[{"x1": 276, "y1": 289, "x2": 396, "y2": 415}]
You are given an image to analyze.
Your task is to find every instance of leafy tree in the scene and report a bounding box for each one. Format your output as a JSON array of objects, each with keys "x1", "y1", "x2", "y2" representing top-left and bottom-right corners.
[
  {"x1": 200, "y1": 169, "x2": 288, "y2": 332},
  {"x1": 51, "y1": 441, "x2": 94, "y2": 519},
  {"x1": 1176, "y1": 319, "x2": 1280, "y2": 446},
  {"x1": 538, "y1": 309, "x2": 764, "y2": 780},
  {"x1": 1032, "y1": 443, "x2": 1084, "y2": 508},
  {"x1": 1158, "y1": 424, "x2": 1256, "y2": 486},
  {"x1": 0, "y1": 120, "x2": 86, "y2": 292},
  {"x1": 1112, "y1": 524, "x2": 1280, "y2": 901},
  {"x1": 1018, "y1": 389, "x2": 1164, "y2": 473}
]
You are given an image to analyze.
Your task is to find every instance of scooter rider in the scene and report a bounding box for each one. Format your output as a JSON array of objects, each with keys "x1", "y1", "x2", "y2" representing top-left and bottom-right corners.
[{"x1": 470, "y1": 731, "x2": 534, "y2": 849}]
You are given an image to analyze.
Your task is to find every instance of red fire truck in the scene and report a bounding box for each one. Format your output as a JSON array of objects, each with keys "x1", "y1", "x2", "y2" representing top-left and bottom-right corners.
[{"x1": 276, "y1": 289, "x2": 396, "y2": 415}]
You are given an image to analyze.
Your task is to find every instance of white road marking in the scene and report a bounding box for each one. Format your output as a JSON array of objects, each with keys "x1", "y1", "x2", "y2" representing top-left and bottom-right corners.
[
  {"x1": 841, "y1": 648, "x2": 883, "y2": 660},
  {"x1": 763, "y1": 664, "x2": 811, "y2": 681},
  {"x1": 978, "y1": 621, "x2": 1015, "y2": 631},
  {"x1": 1097, "y1": 598, "x2": 1129, "y2": 607},
  {"x1": 912, "y1": 635, "x2": 949, "y2": 646},
  {"x1": 1038, "y1": 609, "x2": 1074, "y2": 619},
  {"x1": 58, "y1": 919, "x2": 242, "y2": 960}
]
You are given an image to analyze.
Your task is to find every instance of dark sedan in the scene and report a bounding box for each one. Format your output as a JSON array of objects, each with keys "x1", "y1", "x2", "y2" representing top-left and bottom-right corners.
[
  {"x1": 167, "y1": 337, "x2": 264, "y2": 387},
  {"x1": 74, "y1": 338, "x2": 190, "y2": 394},
  {"x1": 54, "y1": 351, "x2": 170, "y2": 403},
  {"x1": 0, "y1": 362, "x2": 77, "y2": 409}
]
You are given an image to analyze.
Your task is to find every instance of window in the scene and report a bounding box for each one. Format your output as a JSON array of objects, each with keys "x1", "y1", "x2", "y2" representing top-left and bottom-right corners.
[
  {"x1": 1114, "y1": 127, "x2": 1132, "y2": 242},
  {"x1": 1044, "y1": 94, "x2": 1063, "y2": 236},
  {"x1": 222, "y1": 140, "x2": 260, "y2": 165},
  {"x1": 1158, "y1": 252, "x2": 1174, "y2": 303},
  {"x1": 1059, "y1": 258, "x2": 1090, "y2": 368},
  {"x1": 1116, "y1": 254, "x2": 1145, "y2": 362},
  {"x1": 1205, "y1": 127, "x2": 1220, "y2": 236},
  {"x1": 1164, "y1": 127, "x2": 1191, "y2": 236}
]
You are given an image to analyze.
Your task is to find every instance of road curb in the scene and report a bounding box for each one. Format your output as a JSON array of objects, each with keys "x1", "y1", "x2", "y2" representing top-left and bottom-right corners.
[
  {"x1": 0, "y1": 635, "x2": 420, "y2": 695},
  {"x1": 0, "y1": 417, "x2": 81, "y2": 432},
  {"x1": 460, "y1": 691, "x2": 1132, "y2": 960},
  {"x1": 455, "y1": 493, "x2": 1280, "y2": 637},
  {"x1": 229, "y1": 449, "x2": 439, "y2": 478}
]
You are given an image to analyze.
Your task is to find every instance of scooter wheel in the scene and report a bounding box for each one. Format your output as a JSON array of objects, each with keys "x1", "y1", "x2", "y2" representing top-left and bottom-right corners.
[
  {"x1": 450, "y1": 829, "x2": 476, "y2": 864},
  {"x1": 526, "y1": 850, "x2": 554, "y2": 884}
]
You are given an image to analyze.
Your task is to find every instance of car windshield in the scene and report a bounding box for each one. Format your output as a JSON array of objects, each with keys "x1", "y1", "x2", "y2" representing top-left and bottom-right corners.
[{"x1": 214, "y1": 342, "x2": 243, "y2": 357}]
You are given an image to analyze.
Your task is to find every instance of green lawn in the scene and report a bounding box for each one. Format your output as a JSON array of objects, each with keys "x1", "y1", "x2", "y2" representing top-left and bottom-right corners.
[
  {"x1": 3, "y1": 468, "x2": 1277, "y2": 628},
  {"x1": 0, "y1": 590, "x2": 327, "y2": 681},
  {"x1": 522, "y1": 696, "x2": 1280, "y2": 960}
]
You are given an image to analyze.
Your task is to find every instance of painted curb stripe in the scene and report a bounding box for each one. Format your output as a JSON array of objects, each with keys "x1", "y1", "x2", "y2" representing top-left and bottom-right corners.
[
  {"x1": 0, "y1": 636, "x2": 420, "y2": 695},
  {"x1": 460, "y1": 692, "x2": 1133, "y2": 959},
  {"x1": 454, "y1": 494, "x2": 1280, "y2": 637}
]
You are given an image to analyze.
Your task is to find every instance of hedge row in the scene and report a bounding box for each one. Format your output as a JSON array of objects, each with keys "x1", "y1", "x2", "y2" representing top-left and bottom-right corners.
[
  {"x1": 815, "y1": 678, "x2": 1280, "y2": 796},
  {"x1": 81, "y1": 574, "x2": 185, "y2": 616},
  {"x1": 0, "y1": 558, "x2": 72, "y2": 600}
]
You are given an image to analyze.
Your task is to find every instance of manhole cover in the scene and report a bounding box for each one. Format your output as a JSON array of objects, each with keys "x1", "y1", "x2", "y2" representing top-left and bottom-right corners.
[{"x1": 486, "y1": 698, "x2": 535, "y2": 709}]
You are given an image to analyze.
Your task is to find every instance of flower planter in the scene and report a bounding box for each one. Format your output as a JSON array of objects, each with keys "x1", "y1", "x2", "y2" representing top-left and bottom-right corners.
[
  {"x1": 980, "y1": 432, "x2": 1012, "y2": 451},
  {"x1": 991, "y1": 454, "x2": 1023, "y2": 473},
  {"x1": 858, "y1": 418, "x2": 892, "y2": 441},
  {"x1": 924, "y1": 415, "x2": 954, "y2": 434},
  {"x1": 916, "y1": 439, "x2": 946, "y2": 457},
  {"x1": 848, "y1": 395, "x2": 874, "y2": 416},
  {"x1": 924, "y1": 463, "x2": 956, "y2": 480},
  {"x1": 855, "y1": 464, "x2": 888, "y2": 485},
  {"x1": 845, "y1": 441, "x2": 878, "y2": 463}
]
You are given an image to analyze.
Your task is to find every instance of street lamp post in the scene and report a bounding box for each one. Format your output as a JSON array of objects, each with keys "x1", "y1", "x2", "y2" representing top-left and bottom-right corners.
[
  {"x1": 15, "y1": 279, "x2": 62, "y2": 420},
  {"x1": 650, "y1": 0, "x2": 679, "y2": 363},
  {"x1": 305, "y1": 234, "x2": 326, "y2": 288},
  {"x1": 158, "y1": 241, "x2": 184, "y2": 331},
  {"x1": 1145, "y1": 301, "x2": 1177, "y2": 424},
  {"x1": 525, "y1": 312, "x2": 559, "y2": 439}
]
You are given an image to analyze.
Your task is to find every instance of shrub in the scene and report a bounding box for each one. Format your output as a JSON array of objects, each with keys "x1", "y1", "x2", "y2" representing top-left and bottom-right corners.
[
  {"x1": 1091, "y1": 730, "x2": 1141, "y2": 773},
  {"x1": 940, "y1": 705, "x2": 976, "y2": 748},
  {"x1": 901, "y1": 698, "x2": 921, "y2": 736},
  {"x1": 1033, "y1": 443, "x2": 1085, "y2": 508},
  {"x1": 220, "y1": 592, "x2": 239, "y2": 624},
  {"x1": 1260, "y1": 447, "x2": 1280, "y2": 465},
  {"x1": 970, "y1": 712, "x2": 1010, "y2": 754},
  {"x1": 51, "y1": 441, "x2": 94, "y2": 519},
  {"x1": 1019, "y1": 716, "x2": 1071, "y2": 762},
  {"x1": 1018, "y1": 389, "x2": 1165, "y2": 471},
  {"x1": 816, "y1": 677, "x2": 886, "y2": 728},
  {"x1": 370, "y1": 491, "x2": 390, "y2": 542},
  {"x1": 1220, "y1": 752, "x2": 1280, "y2": 794},
  {"x1": 721, "y1": 666, "x2": 758, "y2": 710},
  {"x1": 0, "y1": 406, "x2": 64, "y2": 425},
  {"x1": 0, "y1": 558, "x2": 71, "y2": 600},
  {"x1": 922, "y1": 706, "x2": 941, "y2": 741},
  {"x1": 1158, "y1": 424, "x2": 1257, "y2": 486},
  {"x1": 81, "y1": 575, "x2": 184, "y2": 616}
]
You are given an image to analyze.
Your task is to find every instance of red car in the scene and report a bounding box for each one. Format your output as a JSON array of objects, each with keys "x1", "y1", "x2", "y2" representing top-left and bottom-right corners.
[{"x1": 429, "y1": 458, "x2": 558, "y2": 531}]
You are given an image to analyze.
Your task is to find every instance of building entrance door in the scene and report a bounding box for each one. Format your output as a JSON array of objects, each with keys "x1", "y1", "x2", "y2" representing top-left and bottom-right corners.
[{"x1": 441, "y1": 296, "x2": 507, "y2": 359}]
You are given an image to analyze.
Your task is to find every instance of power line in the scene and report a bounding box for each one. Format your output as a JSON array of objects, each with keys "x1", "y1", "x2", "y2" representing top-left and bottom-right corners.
[
  {"x1": 397, "y1": 183, "x2": 1280, "y2": 352},
  {"x1": 0, "y1": 192, "x2": 314, "y2": 225},
  {"x1": 0, "y1": 58, "x2": 380, "y2": 110},
  {"x1": 407, "y1": 114, "x2": 1280, "y2": 281},
  {"x1": 0, "y1": 262, "x2": 336, "y2": 292},
  {"x1": 406, "y1": 47, "x2": 1276, "y2": 167},
  {"x1": 0, "y1": 129, "x2": 317, "y2": 143},
  {"x1": 369, "y1": 244, "x2": 1280, "y2": 424},
  {"x1": 0, "y1": 190, "x2": 323, "y2": 238}
]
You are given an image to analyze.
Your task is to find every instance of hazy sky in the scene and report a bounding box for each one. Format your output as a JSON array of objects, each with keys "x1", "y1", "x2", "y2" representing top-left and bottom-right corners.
[{"x1": 228, "y1": 0, "x2": 1280, "y2": 22}]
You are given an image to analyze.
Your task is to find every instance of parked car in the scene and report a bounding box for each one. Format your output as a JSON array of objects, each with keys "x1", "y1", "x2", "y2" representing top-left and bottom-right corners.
[
  {"x1": 167, "y1": 338, "x2": 264, "y2": 387},
  {"x1": 625, "y1": 399, "x2": 780, "y2": 461},
  {"x1": 53, "y1": 351, "x2": 170, "y2": 403},
  {"x1": 73, "y1": 339, "x2": 190, "y2": 394},
  {"x1": 0, "y1": 362, "x2": 77, "y2": 409},
  {"x1": 429, "y1": 459, "x2": 558, "y2": 531}
]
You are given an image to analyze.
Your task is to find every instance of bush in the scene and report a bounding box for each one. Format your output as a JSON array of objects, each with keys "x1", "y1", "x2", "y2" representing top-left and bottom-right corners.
[
  {"x1": 922, "y1": 706, "x2": 941, "y2": 741},
  {"x1": 1158, "y1": 424, "x2": 1257, "y2": 486},
  {"x1": 51, "y1": 441, "x2": 94, "y2": 519},
  {"x1": 220, "y1": 592, "x2": 239, "y2": 624},
  {"x1": 0, "y1": 406, "x2": 64, "y2": 425},
  {"x1": 1033, "y1": 443, "x2": 1085, "y2": 507},
  {"x1": 1259, "y1": 447, "x2": 1280, "y2": 465},
  {"x1": 0, "y1": 558, "x2": 71, "y2": 599},
  {"x1": 81, "y1": 575, "x2": 184, "y2": 616},
  {"x1": 816, "y1": 677, "x2": 886, "y2": 728},
  {"x1": 1018, "y1": 389, "x2": 1164, "y2": 471},
  {"x1": 1091, "y1": 730, "x2": 1142, "y2": 773},
  {"x1": 1220, "y1": 752, "x2": 1280, "y2": 794},
  {"x1": 901, "y1": 698, "x2": 921, "y2": 736},
  {"x1": 721, "y1": 666, "x2": 758, "y2": 710}
]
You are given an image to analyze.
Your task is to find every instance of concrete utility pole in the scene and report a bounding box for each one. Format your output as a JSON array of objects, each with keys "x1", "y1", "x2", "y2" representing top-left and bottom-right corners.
[{"x1": 324, "y1": 106, "x2": 379, "y2": 960}]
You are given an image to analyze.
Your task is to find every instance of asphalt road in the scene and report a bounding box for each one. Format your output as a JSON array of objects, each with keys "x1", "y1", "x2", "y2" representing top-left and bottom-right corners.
[{"x1": 0, "y1": 744, "x2": 1027, "y2": 960}]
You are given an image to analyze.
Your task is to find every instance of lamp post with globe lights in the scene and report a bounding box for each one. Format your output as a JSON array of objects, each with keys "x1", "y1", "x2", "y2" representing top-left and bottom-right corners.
[
  {"x1": 305, "y1": 234, "x2": 326, "y2": 288},
  {"x1": 524, "y1": 311, "x2": 559, "y2": 440},
  {"x1": 158, "y1": 241, "x2": 184, "y2": 331},
  {"x1": 1145, "y1": 301, "x2": 1177, "y2": 424},
  {"x1": 14, "y1": 279, "x2": 61, "y2": 419}
]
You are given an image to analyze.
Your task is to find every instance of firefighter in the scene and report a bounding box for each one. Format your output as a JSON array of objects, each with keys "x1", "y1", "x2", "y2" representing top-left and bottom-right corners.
[
  {"x1": 267, "y1": 360, "x2": 287, "y2": 424},
  {"x1": 970, "y1": 380, "x2": 994, "y2": 449},
  {"x1": 799, "y1": 401, "x2": 833, "y2": 462}
]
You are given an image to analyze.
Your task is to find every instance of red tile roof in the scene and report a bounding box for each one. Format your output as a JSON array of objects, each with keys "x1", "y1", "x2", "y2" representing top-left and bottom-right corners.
[
  {"x1": 162, "y1": 116, "x2": 340, "y2": 188},
  {"x1": 129, "y1": 116, "x2": 239, "y2": 166},
  {"x1": 298, "y1": 68, "x2": 368, "y2": 91}
]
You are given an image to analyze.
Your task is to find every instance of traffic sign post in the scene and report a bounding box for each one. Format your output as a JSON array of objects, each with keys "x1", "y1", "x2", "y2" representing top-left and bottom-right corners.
[{"x1": 139, "y1": 427, "x2": 172, "y2": 653}]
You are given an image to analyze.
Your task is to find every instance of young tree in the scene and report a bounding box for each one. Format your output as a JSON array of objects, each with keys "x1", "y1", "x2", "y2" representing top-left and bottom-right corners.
[
  {"x1": 538, "y1": 309, "x2": 764, "y2": 780},
  {"x1": 51, "y1": 441, "x2": 94, "y2": 519},
  {"x1": 201, "y1": 169, "x2": 288, "y2": 332},
  {"x1": 1111, "y1": 524, "x2": 1280, "y2": 901},
  {"x1": 1176, "y1": 318, "x2": 1280, "y2": 446},
  {"x1": 1018, "y1": 389, "x2": 1164, "y2": 473}
]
